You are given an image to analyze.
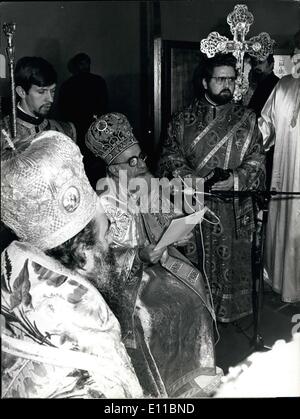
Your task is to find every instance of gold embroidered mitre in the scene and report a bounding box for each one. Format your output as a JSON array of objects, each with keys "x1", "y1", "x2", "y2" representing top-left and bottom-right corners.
[
  {"x1": 1, "y1": 130, "x2": 97, "y2": 250},
  {"x1": 85, "y1": 112, "x2": 139, "y2": 164}
]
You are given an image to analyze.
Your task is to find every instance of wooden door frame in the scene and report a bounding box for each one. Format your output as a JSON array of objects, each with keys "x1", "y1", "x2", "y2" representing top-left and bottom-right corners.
[{"x1": 154, "y1": 39, "x2": 201, "y2": 147}]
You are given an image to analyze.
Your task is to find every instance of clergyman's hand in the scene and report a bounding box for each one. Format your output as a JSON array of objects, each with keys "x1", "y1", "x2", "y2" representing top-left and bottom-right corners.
[
  {"x1": 139, "y1": 244, "x2": 167, "y2": 264},
  {"x1": 211, "y1": 173, "x2": 234, "y2": 191}
]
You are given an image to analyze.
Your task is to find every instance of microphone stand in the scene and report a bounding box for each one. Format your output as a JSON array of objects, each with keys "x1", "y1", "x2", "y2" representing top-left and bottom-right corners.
[
  {"x1": 251, "y1": 192, "x2": 270, "y2": 351},
  {"x1": 209, "y1": 189, "x2": 300, "y2": 352}
]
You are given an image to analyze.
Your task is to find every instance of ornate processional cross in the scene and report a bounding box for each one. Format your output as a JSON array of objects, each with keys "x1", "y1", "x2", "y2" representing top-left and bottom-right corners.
[
  {"x1": 3, "y1": 22, "x2": 17, "y2": 139},
  {"x1": 200, "y1": 4, "x2": 275, "y2": 101}
]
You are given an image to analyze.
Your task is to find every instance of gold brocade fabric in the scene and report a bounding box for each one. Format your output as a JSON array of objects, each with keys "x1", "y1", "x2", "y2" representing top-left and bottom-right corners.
[{"x1": 1, "y1": 241, "x2": 143, "y2": 398}]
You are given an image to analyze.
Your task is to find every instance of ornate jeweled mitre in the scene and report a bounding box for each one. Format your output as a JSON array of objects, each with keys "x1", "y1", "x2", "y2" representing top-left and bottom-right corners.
[
  {"x1": 85, "y1": 113, "x2": 139, "y2": 164},
  {"x1": 1, "y1": 130, "x2": 97, "y2": 250}
]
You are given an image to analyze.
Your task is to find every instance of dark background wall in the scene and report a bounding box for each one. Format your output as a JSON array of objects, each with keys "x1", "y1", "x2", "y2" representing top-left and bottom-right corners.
[
  {"x1": 0, "y1": 1, "x2": 142, "y2": 134},
  {"x1": 161, "y1": 0, "x2": 300, "y2": 50},
  {"x1": 1, "y1": 0, "x2": 299, "y2": 146}
]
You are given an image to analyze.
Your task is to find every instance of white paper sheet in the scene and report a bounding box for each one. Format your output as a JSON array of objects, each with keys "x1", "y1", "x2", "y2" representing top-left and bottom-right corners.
[{"x1": 154, "y1": 207, "x2": 207, "y2": 251}]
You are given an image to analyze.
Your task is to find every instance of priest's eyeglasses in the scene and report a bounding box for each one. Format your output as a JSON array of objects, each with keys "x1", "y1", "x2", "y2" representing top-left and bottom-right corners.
[
  {"x1": 110, "y1": 152, "x2": 148, "y2": 167},
  {"x1": 211, "y1": 76, "x2": 236, "y2": 84}
]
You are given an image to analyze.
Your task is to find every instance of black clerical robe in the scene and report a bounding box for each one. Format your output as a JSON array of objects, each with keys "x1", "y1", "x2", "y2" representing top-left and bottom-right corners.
[{"x1": 1, "y1": 107, "x2": 76, "y2": 152}]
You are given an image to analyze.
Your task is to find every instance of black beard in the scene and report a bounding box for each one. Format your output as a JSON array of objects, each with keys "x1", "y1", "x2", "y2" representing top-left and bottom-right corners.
[
  {"x1": 33, "y1": 106, "x2": 50, "y2": 118},
  {"x1": 207, "y1": 89, "x2": 233, "y2": 105},
  {"x1": 46, "y1": 220, "x2": 124, "y2": 321},
  {"x1": 87, "y1": 244, "x2": 124, "y2": 318},
  {"x1": 33, "y1": 110, "x2": 47, "y2": 118},
  {"x1": 252, "y1": 71, "x2": 267, "y2": 83}
]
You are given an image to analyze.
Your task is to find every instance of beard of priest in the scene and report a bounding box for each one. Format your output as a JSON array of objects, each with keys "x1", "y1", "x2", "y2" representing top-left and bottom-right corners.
[
  {"x1": 46, "y1": 218, "x2": 123, "y2": 315},
  {"x1": 202, "y1": 62, "x2": 236, "y2": 106}
]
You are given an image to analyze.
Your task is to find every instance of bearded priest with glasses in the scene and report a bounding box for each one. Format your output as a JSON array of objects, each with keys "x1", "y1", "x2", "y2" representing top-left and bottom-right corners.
[{"x1": 158, "y1": 54, "x2": 266, "y2": 324}]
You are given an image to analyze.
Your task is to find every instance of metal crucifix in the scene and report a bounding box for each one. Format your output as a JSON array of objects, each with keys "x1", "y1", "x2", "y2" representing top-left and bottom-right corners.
[{"x1": 200, "y1": 4, "x2": 275, "y2": 101}]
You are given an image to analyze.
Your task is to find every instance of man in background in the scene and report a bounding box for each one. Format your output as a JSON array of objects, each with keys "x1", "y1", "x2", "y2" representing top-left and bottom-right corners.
[
  {"x1": 1, "y1": 56, "x2": 76, "y2": 149},
  {"x1": 248, "y1": 54, "x2": 279, "y2": 117},
  {"x1": 247, "y1": 55, "x2": 279, "y2": 190},
  {"x1": 58, "y1": 53, "x2": 108, "y2": 188}
]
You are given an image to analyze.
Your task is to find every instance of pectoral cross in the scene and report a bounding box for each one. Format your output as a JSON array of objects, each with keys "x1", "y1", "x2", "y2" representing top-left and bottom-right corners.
[{"x1": 200, "y1": 4, "x2": 275, "y2": 101}]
